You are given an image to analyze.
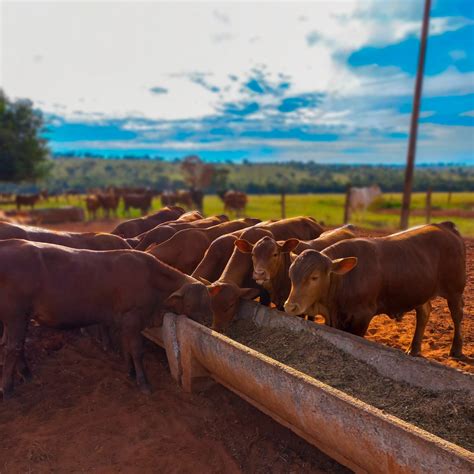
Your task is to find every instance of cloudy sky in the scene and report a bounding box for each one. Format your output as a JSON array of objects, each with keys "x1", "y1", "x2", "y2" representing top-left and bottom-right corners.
[{"x1": 1, "y1": 0, "x2": 473, "y2": 164}]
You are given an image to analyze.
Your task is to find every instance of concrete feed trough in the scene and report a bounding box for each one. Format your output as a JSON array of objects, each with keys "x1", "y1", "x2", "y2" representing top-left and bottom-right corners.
[{"x1": 144, "y1": 302, "x2": 474, "y2": 473}]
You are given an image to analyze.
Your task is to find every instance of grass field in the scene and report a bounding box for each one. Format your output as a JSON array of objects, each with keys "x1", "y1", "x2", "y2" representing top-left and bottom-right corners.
[{"x1": 3, "y1": 192, "x2": 474, "y2": 236}]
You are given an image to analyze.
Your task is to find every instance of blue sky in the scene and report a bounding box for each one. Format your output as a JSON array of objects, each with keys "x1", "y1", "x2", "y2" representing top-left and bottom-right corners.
[{"x1": 2, "y1": 0, "x2": 473, "y2": 164}]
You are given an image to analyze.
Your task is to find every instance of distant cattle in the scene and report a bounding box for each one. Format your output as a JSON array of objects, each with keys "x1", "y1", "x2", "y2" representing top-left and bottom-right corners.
[
  {"x1": 348, "y1": 185, "x2": 382, "y2": 217},
  {"x1": 284, "y1": 222, "x2": 466, "y2": 358},
  {"x1": 97, "y1": 193, "x2": 120, "y2": 219},
  {"x1": 85, "y1": 195, "x2": 101, "y2": 220},
  {"x1": 16, "y1": 194, "x2": 41, "y2": 210},
  {"x1": 111, "y1": 206, "x2": 185, "y2": 238},
  {"x1": 123, "y1": 192, "x2": 153, "y2": 216},
  {"x1": 0, "y1": 239, "x2": 212, "y2": 398},
  {"x1": 223, "y1": 191, "x2": 248, "y2": 216},
  {"x1": 146, "y1": 218, "x2": 260, "y2": 274}
]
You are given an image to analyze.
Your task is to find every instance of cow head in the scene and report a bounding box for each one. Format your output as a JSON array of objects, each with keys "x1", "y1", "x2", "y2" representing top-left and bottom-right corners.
[
  {"x1": 165, "y1": 281, "x2": 213, "y2": 326},
  {"x1": 236, "y1": 237, "x2": 299, "y2": 284},
  {"x1": 207, "y1": 282, "x2": 260, "y2": 332},
  {"x1": 284, "y1": 250, "x2": 357, "y2": 317}
]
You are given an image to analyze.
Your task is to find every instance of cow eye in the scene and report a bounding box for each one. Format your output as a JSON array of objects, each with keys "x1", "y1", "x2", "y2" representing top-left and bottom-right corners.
[
  {"x1": 273, "y1": 253, "x2": 278, "y2": 257},
  {"x1": 311, "y1": 276, "x2": 318, "y2": 281}
]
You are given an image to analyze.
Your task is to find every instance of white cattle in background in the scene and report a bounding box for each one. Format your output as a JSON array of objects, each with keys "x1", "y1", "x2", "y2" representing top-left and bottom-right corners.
[{"x1": 348, "y1": 185, "x2": 382, "y2": 217}]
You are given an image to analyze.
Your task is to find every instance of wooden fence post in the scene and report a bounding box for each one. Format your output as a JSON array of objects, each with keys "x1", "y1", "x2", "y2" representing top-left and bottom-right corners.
[
  {"x1": 343, "y1": 186, "x2": 351, "y2": 224},
  {"x1": 425, "y1": 188, "x2": 432, "y2": 223}
]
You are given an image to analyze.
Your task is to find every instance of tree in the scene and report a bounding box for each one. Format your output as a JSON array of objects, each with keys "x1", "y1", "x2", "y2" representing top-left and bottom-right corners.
[
  {"x1": 180, "y1": 155, "x2": 214, "y2": 190},
  {"x1": 0, "y1": 89, "x2": 51, "y2": 182}
]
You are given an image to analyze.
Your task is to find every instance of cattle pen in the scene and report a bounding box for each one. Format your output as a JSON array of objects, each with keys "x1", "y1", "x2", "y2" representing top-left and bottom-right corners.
[{"x1": 144, "y1": 301, "x2": 474, "y2": 473}]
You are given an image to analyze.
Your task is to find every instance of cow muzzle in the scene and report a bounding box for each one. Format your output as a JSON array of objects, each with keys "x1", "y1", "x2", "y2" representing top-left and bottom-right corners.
[
  {"x1": 283, "y1": 300, "x2": 301, "y2": 316},
  {"x1": 253, "y1": 268, "x2": 268, "y2": 284}
]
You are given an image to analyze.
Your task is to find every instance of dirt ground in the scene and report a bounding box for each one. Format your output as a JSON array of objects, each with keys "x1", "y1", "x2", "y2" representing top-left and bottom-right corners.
[{"x1": 0, "y1": 218, "x2": 472, "y2": 473}]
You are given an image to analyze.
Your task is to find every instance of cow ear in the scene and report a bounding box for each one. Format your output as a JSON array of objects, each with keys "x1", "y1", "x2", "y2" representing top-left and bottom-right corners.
[
  {"x1": 235, "y1": 239, "x2": 254, "y2": 253},
  {"x1": 279, "y1": 238, "x2": 300, "y2": 253},
  {"x1": 208, "y1": 285, "x2": 223, "y2": 296},
  {"x1": 197, "y1": 276, "x2": 212, "y2": 285},
  {"x1": 331, "y1": 257, "x2": 357, "y2": 275},
  {"x1": 165, "y1": 288, "x2": 185, "y2": 311},
  {"x1": 239, "y1": 288, "x2": 261, "y2": 300}
]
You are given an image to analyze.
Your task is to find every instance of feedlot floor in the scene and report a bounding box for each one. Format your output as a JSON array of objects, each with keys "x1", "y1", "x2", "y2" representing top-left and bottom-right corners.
[
  {"x1": 0, "y1": 326, "x2": 348, "y2": 474},
  {"x1": 227, "y1": 320, "x2": 474, "y2": 451}
]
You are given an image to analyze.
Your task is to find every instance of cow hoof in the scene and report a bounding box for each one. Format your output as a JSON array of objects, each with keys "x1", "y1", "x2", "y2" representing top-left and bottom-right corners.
[
  {"x1": 449, "y1": 350, "x2": 464, "y2": 360},
  {"x1": 406, "y1": 348, "x2": 421, "y2": 357},
  {"x1": 138, "y1": 383, "x2": 152, "y2": 395},
  {"x1": 19, "y1": 369, "x2": 33, "y2": 383}
]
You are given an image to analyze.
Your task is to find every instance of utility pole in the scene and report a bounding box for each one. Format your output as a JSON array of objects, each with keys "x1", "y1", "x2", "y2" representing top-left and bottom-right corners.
[{"x1": 400, "y1": 0, "x2": 431, "y2": 229}]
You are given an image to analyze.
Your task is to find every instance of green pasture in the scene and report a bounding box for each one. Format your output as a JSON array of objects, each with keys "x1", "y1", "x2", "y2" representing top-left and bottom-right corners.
[{"x1": 2, "y1": 192, "x2": 473, "y2": 237}]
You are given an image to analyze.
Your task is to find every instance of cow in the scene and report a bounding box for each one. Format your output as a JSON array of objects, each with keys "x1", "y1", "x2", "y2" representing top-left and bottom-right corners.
[
  {"x1": 0, "y1": 239, "x2": 212, "y2": 398},
  {"x1": 204, "y1": 217, "x2": 325, "y2": 331},
  {"x1": 111, "y1": 206, "x2": 186, "y2": 238},
  {"x1": 123, "y1": 192, "x2": 153, "y2": 216},
  {"x1": 135, "y1": 215, "x2": 228, "y2": 251},
  {"x1": 85, "y1": 195, "x2": 101, "y2": 220},
  {"x1": 223, "y1": 191, "x2": 248, "y2": 216},
  {"x1": 97, "y1": 193, "x2": 120, "y2": 219},
  {"x1": 0, "y1": 221, "x2": 131, "y2": 250},
  {"x1": 236, "y1": 225, "x2": 357, "y2": 311},
  {"x1": 193, "y1": 217, "x2": 325, "y2": 283},
  {"x1": 284, "y1": 222, "x2": 466, "y2": 358},
  {"x1": 348, "y1": 185, "x2": 382, "y2": 218},
  {"x1": 16, "y1": 194, "x2": 41, "y2": 210},
  {"x1": 146, "y1": 218, "x2": 260, "y2": 274}
]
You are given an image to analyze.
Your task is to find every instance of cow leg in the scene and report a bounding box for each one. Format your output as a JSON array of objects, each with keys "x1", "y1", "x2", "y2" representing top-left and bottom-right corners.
[
  {"x1": 448, "y1": 295, "x2": 464, "y2": 359},
  {"x1": 407, "y1": 301, "x2": 431, "y2": 357},
  {"x1": 121, "y1": 314, "x2": 150, "y2": 394},
  {"x1": 259, "y1": 289, "x2": 271, "y2": 307},
  {"x1": 1, "y1": 318, "x2": 28, "y2": 399},
  {"x1": 0, "y1": 322, "x2": 5, "y2": 345},
  {"x1": 99, "y1": 324, "x2": 112, "y2": 352},
  {"x1": 16, "y1": 352, "x2": 32, "y2": 383}
]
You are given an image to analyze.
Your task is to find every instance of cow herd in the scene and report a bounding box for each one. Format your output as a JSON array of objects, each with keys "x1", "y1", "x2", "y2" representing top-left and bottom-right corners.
[{"x1": 0, "y1": 205, "x2": 467, "y2": 399}]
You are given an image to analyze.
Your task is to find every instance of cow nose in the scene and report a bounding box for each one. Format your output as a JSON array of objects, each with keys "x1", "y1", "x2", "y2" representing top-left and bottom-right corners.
[
  {"x1": 253, "y1": 268, "x2": 267, "y2": 280},
  {"x1": 284, "y1": 301, "x2": 300, "y2": 315}
]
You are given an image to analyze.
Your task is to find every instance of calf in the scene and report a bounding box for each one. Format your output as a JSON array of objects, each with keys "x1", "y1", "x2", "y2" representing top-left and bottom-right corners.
[
  {"x1": 237, "y1": 225, "x2": 356, "y2": 310},
  {"x1": 135, "y1": 215, "x2": 228, "y2": 251},
  {"x1": 206, "y1": 217, "x2": 325, "y2": 331},
  {"x1": 146, "y1": 218, "x2": 260, "y2": 274},
  {"x1": 0, "y1": 240, "x2": 212, "y2": 398},
  {"x1": 284, "y1": 222, "x2": 466, "y2": 358},
  {"x1": 16, "y1": 193, "x2": 40, "y2": 210},
  {"x1": 0, "y1": 221, "x2": 131, "y2": 250},
  {"x1": 85, "y1": 195, "x2": 100, "y2": 220},
  {"x1": 193, "y1": 217, "x2": 325, "y2": 284},
  {"x1": 111, "y1": 206, "x2": 185, "y2": 238}
]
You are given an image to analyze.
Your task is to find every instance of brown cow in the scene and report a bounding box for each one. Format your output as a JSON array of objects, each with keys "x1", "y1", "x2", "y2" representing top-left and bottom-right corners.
[
  {"x1": 16, "y1": 194, "x2": 40, "y2": 210},
  {"x1": 97, "y1": 193, "x2": 119, "y2": 219},
  {"x1": 123, "y1": 192, "x2": 153, "y2": 216},
  {"x1": 284, "y1": 222, "x2": 466, "y2": 358},
  {"x1": 223, "y1": 191, "x2": 247, "y2": 216},
  {"x1": 111, "y1": 206, "x2": 185, "y2": 238},
  {"x1": 146, "y1": 218, "x2": 260, "y2": 274},
  {"x1": 135, "y1": 215, "x2": 228, "y2": 251},
  {"x1": 236, "y1": 225, "x2": 356, "y2": 311},
  {"x1": 204, "y1": 217, "x2": 325, "y2": 331},
  {"x1": 0, "y1": 221, "x2": 131, "y2": 250},
  {"x1": 193, "y1": 217, "x2": 325, "y2": 284},
  {"x1": 85, "y1": 195, "x2": 100, "y2": 220},
  {"x1": 0, "y1": 239, "x2": 212, "y2": 398}
]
